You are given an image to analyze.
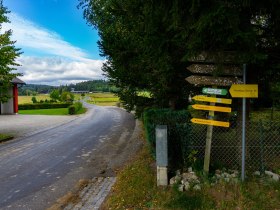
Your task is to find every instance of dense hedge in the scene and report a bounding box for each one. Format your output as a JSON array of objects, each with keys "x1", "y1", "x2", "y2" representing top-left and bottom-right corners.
[
  {"x1": 19, "y1": 103, "x2": 72, "y2": 110},
  {"x1": 143, "y1": 108, "x2": 192, "y2": 169},
  {"x1": 68, "y1": 102, "x2": 83, "y2": 115}
]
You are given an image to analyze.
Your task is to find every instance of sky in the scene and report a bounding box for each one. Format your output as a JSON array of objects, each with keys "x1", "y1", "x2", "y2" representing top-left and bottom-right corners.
[{"x1": 2, "y1": 0, "x2": 105, "y2": 86}]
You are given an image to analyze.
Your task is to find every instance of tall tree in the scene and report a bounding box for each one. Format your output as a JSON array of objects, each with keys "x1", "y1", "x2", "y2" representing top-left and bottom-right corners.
[
  {"x1": 0, "y1": 0, "x2": 21, "y2": 103},
  {"x1": 79, "y1": 0, "x2": 280, "y2": 115},
  {"x1": 79, "y1": 0, "x2": 192, "y2": 115}
]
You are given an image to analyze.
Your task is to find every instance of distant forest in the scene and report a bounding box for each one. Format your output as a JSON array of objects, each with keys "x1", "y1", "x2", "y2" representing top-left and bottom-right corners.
[{"x1": 18, "y1": 80, "x2": 117, "y2": 96}]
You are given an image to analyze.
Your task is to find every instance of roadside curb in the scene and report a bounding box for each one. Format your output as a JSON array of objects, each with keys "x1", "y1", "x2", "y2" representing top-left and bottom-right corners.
[{"x1": 64, "y1": 177, "x2": 116, "y2": 210}]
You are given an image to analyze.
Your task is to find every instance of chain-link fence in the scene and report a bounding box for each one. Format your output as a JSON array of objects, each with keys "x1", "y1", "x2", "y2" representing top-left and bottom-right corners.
[{"x1": 183, "y1": 120, "x2": 280, "y2": 174}]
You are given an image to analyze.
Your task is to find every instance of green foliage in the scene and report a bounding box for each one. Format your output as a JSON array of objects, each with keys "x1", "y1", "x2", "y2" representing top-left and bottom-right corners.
[
  {"x1": 49, "y1": 89, "x2": 60, "y2": 101},
  {"x1": 18, "y1": 84, "x2": 55, "y2": 95},
  {"x1": 0, "y1": 133, "x2": 13, "y2": 142},
  {"x1": 0, "y1": 1, "x2": 22, "y2": 103},
  {"x1": 79, "y1": 0, "x2": 280, "y2": 113},
  {"x1": 31, "y1": 96, "x2": 37, "y2": 104},
  {"x1": 67, "y1": 80, "x2": 117, "y2": 92},
  {"x1": 79, "y1": 0, "x2": 191, "y2": 114},
  {"x1": 188, "y1": 150, "x2": 198, "y2": 168},
  {"x1": 68, "y1": 102, "x2": 83, "y2": 115},
  {"x1": 68, "y1": 105, "x2": 75, "y2": 115},
  {"x1": 18, "y1": 103, "x2": 71, "y2": 110},
  {"x1": 143, "y1": 108, "x2": 191, "y2": 169},
  {"x1": 60, "y1": 91, "x2": 74, "y2": 102},
  {"x1": 49, "y1": 90, "x2": 74, "y2": 103},
  {"x1": 18, "y1": 80, "x2": 117, "y2": 96}
]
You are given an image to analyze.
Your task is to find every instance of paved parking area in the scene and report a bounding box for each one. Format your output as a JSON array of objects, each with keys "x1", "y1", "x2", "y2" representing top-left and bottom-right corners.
[{"x1": 0, "y1": 114, "x2": 79, "y2": 138}]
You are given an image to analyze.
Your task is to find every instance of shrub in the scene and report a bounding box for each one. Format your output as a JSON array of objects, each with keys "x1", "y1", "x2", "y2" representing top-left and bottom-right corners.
[
  {"x1": 19, "y1": 103, "x2": 72, "y2": 110},
  {"x1": 143, "y1": 108, "x2": 192, "y2": 169},
  {"x1": 31, "y1": 96, "x2": 37, "y2": 103},
  {"x1": 68, "y1": 102, "x2": 83, "y2": 115},
  {"x1": 61, "y1": 91, "x2": 74, "y2": 102},
  {"x1": 68, "y1": 105, "x2": 76, "y2": 115}
]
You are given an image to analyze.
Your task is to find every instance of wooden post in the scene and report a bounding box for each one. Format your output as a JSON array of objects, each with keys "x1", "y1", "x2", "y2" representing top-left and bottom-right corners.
[{"x1": 203, "y1": 87, "x2": 216, "y2": 174}]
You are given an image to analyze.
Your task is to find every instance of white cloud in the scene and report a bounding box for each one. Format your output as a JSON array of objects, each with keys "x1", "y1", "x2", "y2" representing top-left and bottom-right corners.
[
  {"x1": 16, "y1": 56, "x2": 105, "y2": 86},
  {"x1": 2, "y1": 13, "x2": 105, "y2": 85}
]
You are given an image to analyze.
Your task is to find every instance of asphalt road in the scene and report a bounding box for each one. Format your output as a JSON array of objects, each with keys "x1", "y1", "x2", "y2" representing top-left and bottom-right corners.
[{"x1": 0, "y1": 104, "x2": 137, "y2": 210}]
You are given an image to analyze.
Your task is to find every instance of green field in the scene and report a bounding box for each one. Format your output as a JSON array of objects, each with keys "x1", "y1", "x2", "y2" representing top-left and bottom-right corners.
[
  {"x1": 86, "y1": 92, "x2": 120, "y2": 106},
  {"x1": 19, "y1": 95, "x2": 51, "y2": 104},
  {"x1": 19, "y1": 93, "x2": 120, "y2": 106}
]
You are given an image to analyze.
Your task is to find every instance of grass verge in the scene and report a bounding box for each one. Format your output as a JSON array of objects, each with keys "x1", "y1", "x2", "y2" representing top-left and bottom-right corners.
[
  {"x1": 19, "y1": 108, "x2": 87, "y2": 115},
  {"x1": 102, "y1": 133, "x2": 280, "y2": 209},
  {"x1": 0, "y1": 133, "x2": 13, "y2": 142},
  {"x1": 101, "y1": 137, "x2": 215, "y2": 210},
  {"x1": 19, "y1": 108, "x2": 69, "y2": 115}
]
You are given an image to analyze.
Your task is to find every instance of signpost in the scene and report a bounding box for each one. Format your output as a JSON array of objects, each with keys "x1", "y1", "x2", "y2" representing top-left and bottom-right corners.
[
  {"x1": 188, "y1": 51, "x2": 238, "y2": 64},
  {"x1": 202, "y1": 87, "x2": 228, "y2": 95},
  {"x1": 192, "y1": 95, "x2": 232, "y2": 104},
  {"x1": 187, "y1": 64, "x2": 243, "y2": 76},
  {"x1": 186, "y1": 75, "x2": 242, "y2": 86},
  {"x1": 186, "y1": 53, "x2": 242, "y2": 174},
  {"x1": 191, "y1": 118, "x2": 229, "y2": 127},
  {"x1": 229, "y1": 84, "x2": 258, "y2": 98},
  {"x1": 192, "y1": 104, "x2": 232, "y2": 113}
]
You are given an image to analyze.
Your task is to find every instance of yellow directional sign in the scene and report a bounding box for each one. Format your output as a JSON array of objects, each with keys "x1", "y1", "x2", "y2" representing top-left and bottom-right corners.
[
  {"x1": 229, "y1": 84, "x2": 258, "y2": 98},
  {"x1": 192, "y1": 104, "x2": 232, "y2": 113},
  {"x1": 192, "y1": 95, "x2": 232, "y2": 104},
  {"x1": 191, "y1": 118, "x2": 230, "y2": 127}
]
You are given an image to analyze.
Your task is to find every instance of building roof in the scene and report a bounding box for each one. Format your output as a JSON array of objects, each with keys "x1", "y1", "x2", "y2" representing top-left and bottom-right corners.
[{"x1": 11, "y1": 77, "x2": 26, "y2": 84}]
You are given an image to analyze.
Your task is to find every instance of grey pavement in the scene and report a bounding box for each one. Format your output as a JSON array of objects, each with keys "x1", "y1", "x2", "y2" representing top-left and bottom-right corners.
[{"x1": 0, "y1": 106, "x2": 141, "y2": 210}]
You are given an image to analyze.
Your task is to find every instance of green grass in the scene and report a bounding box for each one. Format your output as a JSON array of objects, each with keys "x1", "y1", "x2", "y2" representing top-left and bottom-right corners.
[
  {"x1": 102, "y1": 131, "x2": 280, "y2": 210},
  {"x1": 102, "y1": 137, "x2": 215, "y2": 210},
  {"x1": 250, "y1": 109, "x2": 280, "y2": 121},
  {"x1": 19, "y1": 108, "x2": 69, "y2": 115},
  {"x1": 18, "y1": 107, "x2": 87, "y2": 115},
  {"x1": 76, "y1": 107, "x2": 87, "y2": 115},
  {"x1": 86, "y1": 92, "x2": 119, "y2": 106},
  {"x1": 0, "y1": 133, "x2": 13, "y2": 142}
]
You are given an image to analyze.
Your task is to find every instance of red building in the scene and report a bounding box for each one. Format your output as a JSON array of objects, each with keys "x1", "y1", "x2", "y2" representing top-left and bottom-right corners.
[{"x1": 0, "y1": 78, "x2": 25, "y2": 115}]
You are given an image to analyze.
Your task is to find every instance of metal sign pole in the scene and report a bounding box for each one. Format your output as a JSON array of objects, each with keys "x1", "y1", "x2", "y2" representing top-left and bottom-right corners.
[{"x1": 241, "y1": 64, "x2": 246, "y2": 181}]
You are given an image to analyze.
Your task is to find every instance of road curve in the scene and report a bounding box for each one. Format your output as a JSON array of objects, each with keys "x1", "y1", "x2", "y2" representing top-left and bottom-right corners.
[{"x1": 0, "y1": 104, "x2": 136, "y2": 210}]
